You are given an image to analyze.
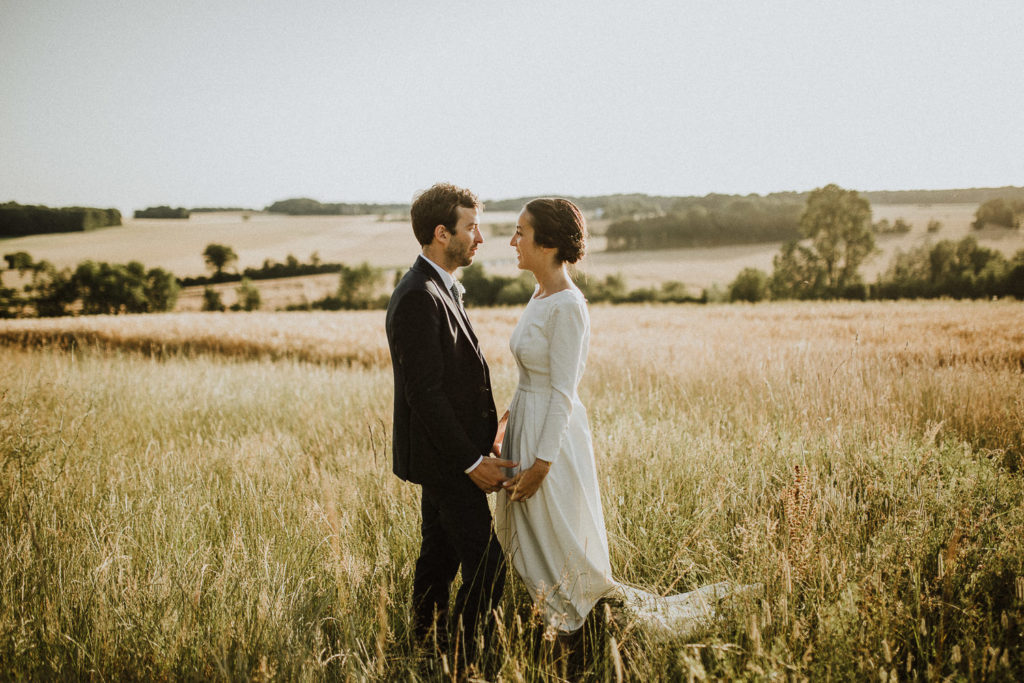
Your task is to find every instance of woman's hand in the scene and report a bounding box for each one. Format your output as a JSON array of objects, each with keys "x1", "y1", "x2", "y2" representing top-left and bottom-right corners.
[
  {"x1": 504, "y1": 458, "x2": 551, "y2": 502},
  {"x1": 490, "y1": 410, "x2": 509, "y2": 456}
]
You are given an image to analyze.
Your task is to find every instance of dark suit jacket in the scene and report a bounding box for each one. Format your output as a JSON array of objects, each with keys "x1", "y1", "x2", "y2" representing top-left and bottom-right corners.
[{"x1": 386, "y1": 256, "x2": 498, "y2": 489}]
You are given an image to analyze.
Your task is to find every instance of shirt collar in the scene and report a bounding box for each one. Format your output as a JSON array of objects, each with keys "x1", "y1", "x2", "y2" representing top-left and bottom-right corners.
[{"x1": 421, "y1": 254, "x2": 456, "y2": 290}]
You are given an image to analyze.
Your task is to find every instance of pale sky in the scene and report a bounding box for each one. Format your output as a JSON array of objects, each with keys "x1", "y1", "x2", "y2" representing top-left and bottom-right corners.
[{"x1": 2, "y1": 0, "x2": 1022, "y2": 213}]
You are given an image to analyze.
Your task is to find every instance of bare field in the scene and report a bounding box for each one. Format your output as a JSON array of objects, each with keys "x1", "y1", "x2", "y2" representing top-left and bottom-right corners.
[
  {"x1": 4, "y1": 204, "x2": 1023, "y2": 307},
  {"x1": 0, "y1": 211, "x2": 528, "y2": 279}
]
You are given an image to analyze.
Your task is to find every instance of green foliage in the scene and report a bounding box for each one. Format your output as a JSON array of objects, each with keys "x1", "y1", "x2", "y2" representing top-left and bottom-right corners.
[
  {"x1": 484, "y1": 187, "x2": 1024, "y2": 219},
  {"x1": 461, "y1": 264, "x2": 534, "y2": 307},
  {"x1": 875, "y1": 236, "x2": 1013, "y2": 299},
  {"x1": 874, "y1": 217, "x2": 912, "y2": 234},
  {"x1": 202, "y1": 244, "x2": 238, "y2": 277},
  {"x1": 574, "y1": 272, "x2": 628, "y2": 302},
  {"x1": 770, "y1": 185, "x2": 877, "y2": 300},
  {"x1": 180, "y1": 253, "x2": 343, "y2": 288},
  {"x1": 26, "y1": 261, "x2": 77, "y2": 317},
  {"x1": 462, "y1": 265, "x2": 699, "y2": 307},
  {"x1": 3, "y1": 252, "x2": 33, "y2": 272},
  {"x1": 927, "y1": 219, "x2": 942, "y2": 233},
  {"x1": 265, "y1": 198, "x2": 407, "y2": 215},
  {"x1": 0, "y1": 251, "x2": 178, "y2": 318},
  {"x1": 133, "y1": 206, "x2": 190, "y2": 219},
  {"x1": 336, "y1": 262, "x2": 385, "y2": 309},
  {"x1": 0, "y1": 202, "x2": 121, "y2": 237},
  {"x1": 201, "y1": 287, "x2": 225, "y2": 312},
  {"x1": 606, "y1": 195, "x2": 802, "y2": 251},
  {"x1": 861, "y1": 185, "x2": 1024, "y2": 205},
  {"x1": 298, "y1": 263, "x2": 388, "y2": 311},
  {"x1": 729, "y1": 267, "x2": 770, "y2": 302},
  {"x1": 73, "y1": 260, "x2": 180, "y2": 315},
  {"x1": 972, "y1": 197, "x2": 1024, "y2": 230},
  {"x1": 799, "y1": 184, "x2": 875, "y2": 294},
  {"x1": 144, "y1": 268, "x2": 179, "y2": 312},
  {"x1": 233, "y1": 278, "x2": 261, "y2": 312},
  {"x1": 770, "y1": 241, "x2": 827, "y2": 300}
]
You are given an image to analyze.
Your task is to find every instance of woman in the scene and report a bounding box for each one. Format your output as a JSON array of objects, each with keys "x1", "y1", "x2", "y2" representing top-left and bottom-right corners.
[{"x1": 494, "y1": 198, "x2": 749, "y2": 638}]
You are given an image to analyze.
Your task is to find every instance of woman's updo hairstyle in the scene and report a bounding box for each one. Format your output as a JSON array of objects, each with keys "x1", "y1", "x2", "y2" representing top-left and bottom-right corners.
[{"x1": 523, "y1": 198, "x2": 586, "y2": 264}]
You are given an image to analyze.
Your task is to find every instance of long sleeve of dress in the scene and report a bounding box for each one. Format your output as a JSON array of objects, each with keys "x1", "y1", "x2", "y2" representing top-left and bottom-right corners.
[{"x1": 533, "y1": 298, "x2": 588, "y2": 463}]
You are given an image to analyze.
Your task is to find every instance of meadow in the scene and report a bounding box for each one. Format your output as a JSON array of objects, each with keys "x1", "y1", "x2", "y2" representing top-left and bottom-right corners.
[{"x1": 2, "y1": 300, "x2": 1023, "y2": 680}]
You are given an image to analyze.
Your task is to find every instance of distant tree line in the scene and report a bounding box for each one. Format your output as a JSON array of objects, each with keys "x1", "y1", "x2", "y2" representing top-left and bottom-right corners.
[
  {"x1": 1, "y1": 252, "x2": 177, "y2": 317},
  {"x1": 456, "y1": 264, "x2": 698, "y2": 306},
  {"x1": 134, "y1": 206, "x2": 190, "y2": 219},
  {"x1": 265, "y1": 198, "x2": 408, "y2": 216},
  {"x1": 606, "y1": 195, "x2": 803, "y2": 250},
  {"x1": 179, "y1": 247, "x2": 344, "y2": 287},
  {"x1": 861, "y1": 186, "x2": 1024, "y2": 206},
  {"x1": 482, "y1": 193, "x2": 679, "y2": 216},
  {"x1": 727, "y1": 186, "x2": 1024, "y2": 303},
  {"x1": 0, "y1": 202, "x2": 122, "y2": 237},
  {"x1": 483, "y1": 186, "x2": 1024, "y2": 218},
  {"x1": 874, "y1": 237, "x2": 1024, "y2": 300}
]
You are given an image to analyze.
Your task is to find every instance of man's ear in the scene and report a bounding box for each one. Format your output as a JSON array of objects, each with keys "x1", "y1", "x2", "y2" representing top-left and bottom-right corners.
[{"x1": 433, "y1": 224, "x2": 449, "y2": 244}]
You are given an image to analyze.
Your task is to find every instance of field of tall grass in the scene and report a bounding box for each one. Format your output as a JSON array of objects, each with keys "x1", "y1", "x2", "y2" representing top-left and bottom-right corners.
[{"x1": 2, "y1": 301, "x2": 1023, "y2": 680}]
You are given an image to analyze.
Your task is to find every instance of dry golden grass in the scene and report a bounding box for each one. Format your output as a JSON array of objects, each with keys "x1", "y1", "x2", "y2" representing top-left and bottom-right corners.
[
  {"x1": 2, "y1": 300, "x2": 1022, "y2": 371},
  {"x1": 1, "y1": 301, "x2": 1023, "y2": 679}
]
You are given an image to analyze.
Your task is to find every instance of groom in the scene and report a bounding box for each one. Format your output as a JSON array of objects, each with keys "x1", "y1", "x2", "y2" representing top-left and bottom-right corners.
[{"x1": 385, "y1": 182, "x2": 516, "y2": 667}]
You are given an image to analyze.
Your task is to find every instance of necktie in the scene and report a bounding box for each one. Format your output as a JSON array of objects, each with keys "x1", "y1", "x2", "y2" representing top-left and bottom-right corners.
[{"x1": 450, "y1": 281, "x2": 465, "y2": 310}]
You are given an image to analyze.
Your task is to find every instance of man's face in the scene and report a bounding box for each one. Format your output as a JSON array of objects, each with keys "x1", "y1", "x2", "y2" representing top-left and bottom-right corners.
[{"x1": 443, "y1": 206, "x2": 484, "y2": 269}]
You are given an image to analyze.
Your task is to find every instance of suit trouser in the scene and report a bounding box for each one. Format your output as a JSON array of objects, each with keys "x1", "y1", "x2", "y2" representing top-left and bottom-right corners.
[{"x1": 413, "y1": 480, "x2": 506, "y2": 664}]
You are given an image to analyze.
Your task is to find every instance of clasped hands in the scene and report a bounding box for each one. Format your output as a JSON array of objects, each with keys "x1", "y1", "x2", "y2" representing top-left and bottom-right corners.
[
  {"x1": 467, "y1": 455, "x2": 551, "y2": 501},
  {"x1": 467, "y1": 409, "x2": 549, "y2": 501}
]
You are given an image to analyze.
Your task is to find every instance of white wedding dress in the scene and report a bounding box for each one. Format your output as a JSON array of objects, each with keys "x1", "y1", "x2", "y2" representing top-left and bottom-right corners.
[{"x1": 494, "y1": 285, "x2": 753, "y2": 636}]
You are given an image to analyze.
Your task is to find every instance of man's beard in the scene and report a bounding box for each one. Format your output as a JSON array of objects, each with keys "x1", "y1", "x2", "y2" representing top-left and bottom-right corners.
[{"x1": 445, "y1": 241, "x2": 473, "y2": 268}]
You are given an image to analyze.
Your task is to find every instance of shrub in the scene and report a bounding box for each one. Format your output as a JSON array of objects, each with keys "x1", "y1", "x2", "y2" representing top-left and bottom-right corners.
[
  {"x1": 133, "y1": 206, "x2": 190, "y2": 219},
  {"x1": 972, "y1": 198, "x2": 1023, "y2": 230},
  {"x1": 202, "y1": 287, "x2": 225, "y2": 312},
  {"x1": 729, "y1": 267, "x2": 770, "y2": 302},
  {"x1": 233, "y1": 278, "x2": 261, "y2": 311}
]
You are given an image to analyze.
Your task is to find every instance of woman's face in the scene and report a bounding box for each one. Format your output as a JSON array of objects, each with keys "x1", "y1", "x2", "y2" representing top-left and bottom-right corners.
[{"x1": 510, "y1": 209, "x2": 551, "y2": 272}]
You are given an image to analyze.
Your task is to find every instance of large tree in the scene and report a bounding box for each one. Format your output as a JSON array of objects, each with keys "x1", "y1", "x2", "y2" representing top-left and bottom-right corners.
[
  {"x1": 972, "y1": 197, "x2": 1023, "y2": 230},
  {"x1": 797, "y1": 184, "x2": 875, "y2": 296},
  {"x1": 202, "y1": 243, "x2": 238, "y2": 277}
]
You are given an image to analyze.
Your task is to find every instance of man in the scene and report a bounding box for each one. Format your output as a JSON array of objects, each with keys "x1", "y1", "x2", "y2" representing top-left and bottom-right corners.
[{"x1": 385, "y1": 182, "x2": 516, "y2": 668}]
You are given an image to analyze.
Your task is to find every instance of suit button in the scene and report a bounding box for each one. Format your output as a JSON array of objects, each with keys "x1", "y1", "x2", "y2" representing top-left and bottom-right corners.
[{"x1": 481, "y1": 411, "x2": 490, "y2": 418}]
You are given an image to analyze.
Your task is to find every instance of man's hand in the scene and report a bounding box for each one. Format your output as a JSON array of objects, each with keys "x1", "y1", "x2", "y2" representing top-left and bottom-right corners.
[
  {"x1": 504, "y1": 459, "x2": 551, "y2": 501},
  {"x1": 468, "y1": 455, "x2": 518, "y2": 493},
  {"x1": 490, "y1": 410, "x2": 509, "y2": 456}
]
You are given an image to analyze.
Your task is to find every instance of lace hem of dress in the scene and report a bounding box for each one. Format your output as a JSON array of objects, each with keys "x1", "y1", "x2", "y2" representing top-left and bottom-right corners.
[{"x1": 607, "y1": 580, "x2": 763, "y2": 637}]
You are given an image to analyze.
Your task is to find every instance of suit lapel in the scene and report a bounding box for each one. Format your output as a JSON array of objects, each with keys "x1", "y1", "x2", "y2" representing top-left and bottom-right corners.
[{"x1": 414, "y1": 257, "x2": 482, "y2": 350}]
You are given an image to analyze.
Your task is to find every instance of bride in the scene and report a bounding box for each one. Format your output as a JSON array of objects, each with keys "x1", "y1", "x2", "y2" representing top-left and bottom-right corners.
[{"x1": 493, "y1": 198, "x2": 753, "y2": 641}]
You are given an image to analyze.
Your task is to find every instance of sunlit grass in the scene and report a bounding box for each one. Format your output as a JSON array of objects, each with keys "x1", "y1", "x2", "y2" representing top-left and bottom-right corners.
[{"x1": 1, "y1": 300, "x2": 1022, "y2": 679}]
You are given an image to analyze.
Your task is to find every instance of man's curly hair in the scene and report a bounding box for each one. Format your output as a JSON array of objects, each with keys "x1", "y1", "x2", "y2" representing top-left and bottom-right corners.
[{"x1": 410, "y1": 183, "x2": 480, "y2": 246}]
